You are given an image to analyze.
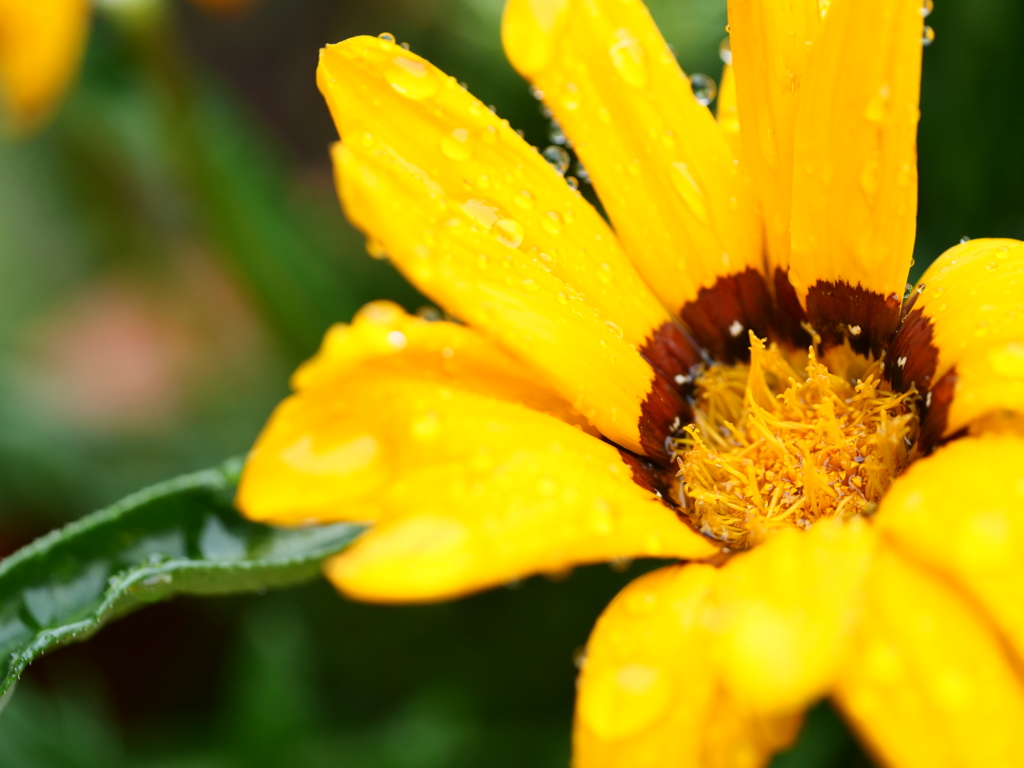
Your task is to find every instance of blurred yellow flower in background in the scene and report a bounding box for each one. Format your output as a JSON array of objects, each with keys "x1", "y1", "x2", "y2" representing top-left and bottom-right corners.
[
  {"x1": 0, "y1": 0, "x2": 89, "y2": 134},
  {"x1": 0, "y1": 0, "x2": 252, "y2": 135},
  {"x1": 238, "y1": 0, "x2": 1024, "y2": 764}
]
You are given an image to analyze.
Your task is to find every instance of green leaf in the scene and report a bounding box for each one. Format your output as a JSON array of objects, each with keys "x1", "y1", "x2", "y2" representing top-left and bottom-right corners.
[{"x1": 0, "y1": 459, "x2": 362, "y2": 705}]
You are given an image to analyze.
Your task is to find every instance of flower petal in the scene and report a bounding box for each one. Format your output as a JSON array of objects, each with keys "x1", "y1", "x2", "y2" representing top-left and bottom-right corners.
[
  {"x1": 239, "y1": 301, "x2": 598, "y2": 524},
  {"x1": 788, "y1": 0, "x2": 923, "y2": 355},
  {"x1": 714, "y1": 518, "x2": 875, "y2": 714},
  {"x1": 717, "y1": 63, "x2": 741, "y2": 159},
  {"x1": 238, "y1": 305, "x2": 716, "y2": 600},
  {"x1": 318, "y1": 36, "x2": 701, "y2": 459},
  {"x1": 727, "y1": 0, "x2": 821, "y2": 284},
  {"x1": 875, "y1": 435, "x2": 1024, "y2": 664},
  {"x1": 322, "y1": 404, "x2": 716, "y2": 601},
  {"x1": 574, "y1": 518, "x2": 872, "y2": 765},
  {"x1": 834, "y1": 545, "x2": 1024, "y2": 768},
  {"x1": 0, "y1": 0, "x2": 89, "y2": 134},
  {"x1": 889, "y1": 238, "x2": 1024, "y2": 442},
  {"x1": 502, "y1": 0, "x2": 768, "y2": 363},
  {"x1": 574, "y1": 565, "x2": 802, "y2": 768}
]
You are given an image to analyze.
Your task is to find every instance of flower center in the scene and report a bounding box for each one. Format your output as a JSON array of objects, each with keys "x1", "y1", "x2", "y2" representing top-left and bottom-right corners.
[{"x1": 670, "y1": 334, "x2": 920, "y2": 549}]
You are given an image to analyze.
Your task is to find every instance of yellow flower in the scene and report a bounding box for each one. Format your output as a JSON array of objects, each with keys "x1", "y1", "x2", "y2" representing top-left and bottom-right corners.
[
  {"x1": 0, "y1": 0, "x2": 253, "y2": 135},
  {"x1": 0, "y1": 0, "x2": 90, "y2": 134},
  {"x1": 238, "y1": 0, "x2": 1024, "y2": 764}
]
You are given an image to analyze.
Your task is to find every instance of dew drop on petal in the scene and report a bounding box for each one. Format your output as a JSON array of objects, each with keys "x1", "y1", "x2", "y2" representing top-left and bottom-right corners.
[
  {"x1": 493, "y1": 218, "x2": 525, "y2": 248},
  {"x1": 719, "y1": 36, "x2": 732, "y2": 64},
  {"x1": 540, "y1": 210, "x2": 562, "y2": 235},
  {"x1": 609, "y1": 29, "x2": 648, "y2": 88},
  {"x1": 514, "y1": 189, "x2": 535, "y2": 210},
  {"x1": 384, "y1": 55, "x2": 440, "y2": 99},
  {"x1": 670, "y1": 162, "x2": 709, "y2": 223},
  {"x1": 921, "y1": 0, "x2": 934, "y2": 17},
  {"x1": 604, "y1": 320, "x2": 623, "y2": 339},
  {"x1": 689, "y1": 73, "x2": 717, "y2": 106},
  {"x1": 548, "y1": 120, "x2": 567, "y2": 145},
  {"x1": 922, "y1": 25, "x2": 935, "y2": 46},
  {"x1": 366, "y1": 238, "x2": 388, "y2": 260},
  {"x1": 439, "y1": 128, "x2": 471, "y2": 160},
  {"x1": 542, "y1": 145, "x2": 570, "y2": 174},
  {"x1": 378, "y1": 32, "x2": 396, "y2": 43},
  {"x1": 566, "y1": 175, "x2": 579, "y2": 191}
]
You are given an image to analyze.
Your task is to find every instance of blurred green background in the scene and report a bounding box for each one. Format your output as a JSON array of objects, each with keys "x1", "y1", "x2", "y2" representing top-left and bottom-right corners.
[{"x1": 0, "y1": 0, "x2": 1021, "y2": 765}]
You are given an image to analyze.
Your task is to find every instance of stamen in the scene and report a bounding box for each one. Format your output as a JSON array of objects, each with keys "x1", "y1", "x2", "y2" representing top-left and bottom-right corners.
[{"x1": 671, "y1": 334, "x2": 919, "y2": 548}]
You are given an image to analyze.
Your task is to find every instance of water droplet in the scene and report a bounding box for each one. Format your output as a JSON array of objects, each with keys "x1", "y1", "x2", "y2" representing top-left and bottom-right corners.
[
  {"x1": 670, "y1": 162, "x2": 709, "y2": 223},
  {"x1": 415, "y1": 305, "x2": 442, "y2": 321},
  {"x1": 440, "y1": 127, "x2": 471, "y2": 160},
  {"x1": 719, "y1": 36, "x2": 732, "y2": 65},
  {"x1": 986, "y1": 261, "x2": 998, "y2": 271},
  {"x1": 384, "y1": 55, "x2": 440, "y2": 99},
  {"x1": 386, "y1": 330, "x2": 408, "y2": 349},
  {"x1": 549, "y1": 120, "x2": 567, "y2": 145},
  {"x1": 566, "y1": 175, "x2": 579, "y2": 191},
  {"x1": 609, "y1": 29, "x2": 649, "y2": 88},
  {"x1": 597, "y1": 262, "x2": 612, "y2": 284},
  {"x1": 359, "y1": 131, "x2": 375, "y2": 148},
  {"x1": 864, "y1": 84, "x2": 890, "y2": 122},
  {"x1": 378, "y1": 32, "x2": 396, "y2": 43},
  {"x1": 542, "y1": 145, "x2": 570, "y2": 174},
  {"x1": 575, "y1": 162, "x2": 591, "y2": 184},
  {"x1": 859, "y1": 154, "x2": 880, "y2": 196},
  {"x1": 604, "y1": 320, "x2": 624, "y2": 338},
  {"x1": 921, "y1": 0, "x2": 934, "y2": 17},
  {"x1": 540, "y1": 210, "x2": 562, "y2": 235},
  {"x1": 689, "y1": 73, "x2": 717, "y2": 106},
  {"x1": 556, "y1": 291, "x2": 568, "y2": 305},
  {"x1": 493, "y1": 218, "x2": 525, "y2": 248},
  {"x1": 399, "y1": 41, "x2": 411, "y2": 51},
  {"x1": 366, "y1": 238, "x2": 388, "y2": 260},
  {"x1": 922, "y1": 25, "x2": 935, "y2": 46},
  {"x1": 960, "y1": 235, "x2": 971, "y2": 244},
  {"x1": 521, "y1": 277, "x2": 539, "y2": 291},
  {"x1": 514, "y1": 189, "x2": 535, "y2": 209},
  {"x1": 997, "y1": 245, "x2": 1011, "y2": 259},
  {"x1": 480, "y1": 125, "x2": 498, "y2": 144},
  {"x1": 529, "y1": 85, "x2": 545, "y2": 100}
]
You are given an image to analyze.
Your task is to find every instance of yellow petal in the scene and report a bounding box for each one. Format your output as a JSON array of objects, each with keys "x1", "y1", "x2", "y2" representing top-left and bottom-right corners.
[
  {"x1": 239, "y1": 301, "x2": 596, "y2": 523},
  {"x1": 574, "y1": 565, "x2": 801, "y2": 768},
  {"x1": 318, "y1": 36, "x2": 700, "y2": 459},
  {"x1": 889, "y1": 238, "x2": 1024, "y2": 441},
  {"x1": 0, "y1": 0, "x2": 89, "y2": 135},
  {"x1": 715, "y1": 517, "x2": 875, "y2": 714},
  {"x1": 834, "y1": 545, "x2": 1024, "y2": 768},
  {"x1": 503, "y1": 0, "x2": 767, "y2": 363},
  {"x1": 716, "y1": 63, "x2": 741, "y2": 160},
  {"x1": 726, "y1": 0, "x2": 821, "y2": 280},
  {"x1": 788, "y1": 0, "x2": 923, "y2": 352},
  {"x1": 875, "y1": 434, "x2": 1024, "y2": 664},
  {"x1": 321, "y1": 406, "x2": 716, "y2": 601}
]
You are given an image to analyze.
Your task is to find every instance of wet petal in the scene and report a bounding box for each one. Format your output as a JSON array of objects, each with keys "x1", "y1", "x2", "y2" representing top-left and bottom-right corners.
[
  {"x1": 574, "y1": 565, "x2": 801, "y2": 768},
  {"x1": 503, "y1": 0, "x2": 767, "y2": 363},
  {"x1": 0, "y1": 0, "x2": 89, "y2": 134},
  {"x1": 889, "y1": 238, "x2": 1024, "y2": 442},
  {"x1": 716, "y1": 63, "x2": 741, "y2": 159},
  {"x1": 875, "y1": 435, "x2": 1024, "y2": 663},
  {"x1": 318, "y1": 36, "x2": 700, "y2": 459},
  {"x1": 834, "y1": 545, "x2": 1024, "y2": 768},
  {"x1": 715, "y1": 517, "x2": 875, "y2": 713},
  {"x1": 789, "y1": 0, "x2": 923, "y2": 352},
  {"x1": 726, "y1": 0, "x2": 821, "y2": 281},
  {"x1": 239, "y1": 302, "x2": 597, "y2": 523}
]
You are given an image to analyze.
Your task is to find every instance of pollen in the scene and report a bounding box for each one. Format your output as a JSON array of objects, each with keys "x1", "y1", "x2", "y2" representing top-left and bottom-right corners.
[{"x1": 671, "y1": 334, "x2": 920, "y2": 548}]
